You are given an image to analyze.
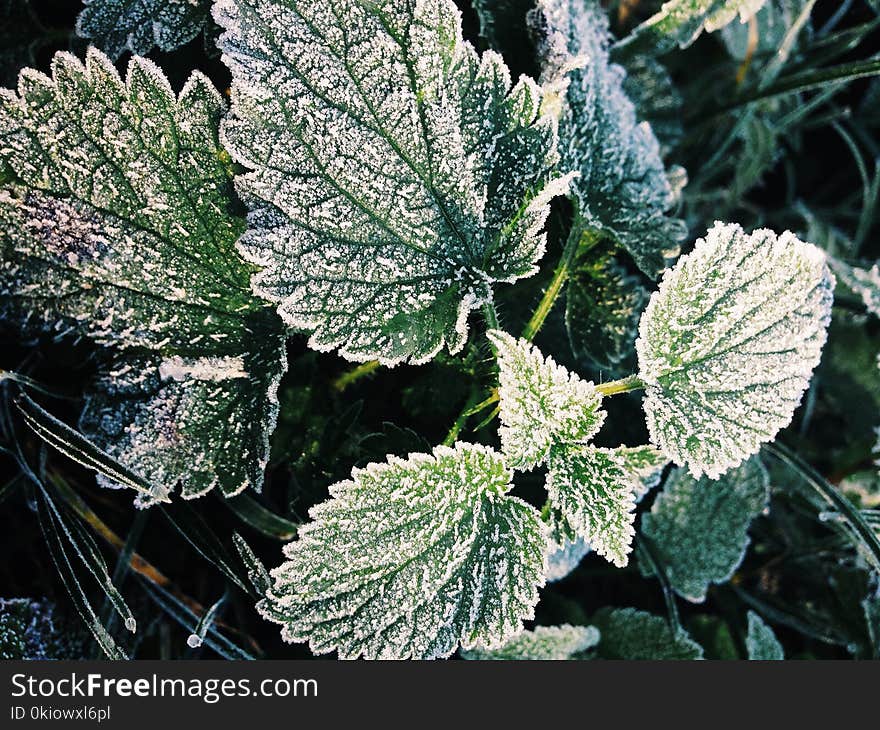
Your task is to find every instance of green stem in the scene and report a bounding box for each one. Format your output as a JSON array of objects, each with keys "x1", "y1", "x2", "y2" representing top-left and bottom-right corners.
[
  {"x1": 482, "y1": 300, "x2": 500, "y2": 335},
  {"x1": 332, "y1": 360, "x2": 380, "y2": 392},
  {"x1": 521, "y1": 220, "x2": 601, "y2": 343},
  {"x1": 595, "y1": 375, "x2": 645, "y2": 396}
]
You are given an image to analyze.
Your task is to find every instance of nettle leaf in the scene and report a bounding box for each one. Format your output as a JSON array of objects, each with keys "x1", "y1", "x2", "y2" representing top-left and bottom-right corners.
[
  {"x1": 830, "y1": 259, "x2": 880, "y2": 318},
  {"x1": 76, "y1": 0, "x2": 211, "y2": 60},
  {"x1": 461, "y1": 624, "x2": 599, "y2": 660},
  {"x1": 591, "y1": 607, "x2": 704, "y2": 659},
  {"x1": 546, "y1": 446, "x2": 638, "y2": 568},
  {"x1": 566, "y1": 251, "x2": 649, "y2": 372},
  {"x1": 545, "y1": 536, "x2": 590, "y2": 582},
  {"x1": 620, "y1": 56, "x2": 684, "y2": 154},
  {"x1": 636, "y1": 222, "x2": 834, "y2": 479},
  {"x1": 746, "y1": 611, "x2": 784, "y2": 660},
  {"x1": 488, "y1": 329, "x2": 605, "y2": 470},
  {"x1": 259, "y1": 443, "x2": 548, "y2": 659},
  {"x1": 0, "y1": 49, "x2": 287, "y2": 498},
  {"x1": 616, "y1": 0, "x2": 767, "y2": 56},
  {"x1": 214, "y1": 0, "x2": 568, "y2": 365},
  {"x1": 618, "y1": 445, "x2": 669, "y2": 502},
  {"x1": 641, "y1": 458, "x2": 770, "y2": 602},
  {"x1": 532, "y1": 0, "x2": 687, "y2": 277}
]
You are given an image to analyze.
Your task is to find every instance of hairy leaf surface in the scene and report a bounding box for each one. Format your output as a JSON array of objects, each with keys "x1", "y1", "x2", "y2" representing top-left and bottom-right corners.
[
  {"x1": 641, "y1": 458, "x2": 770, "y2": 602},
  {"x1": 532, "y1": 0, "x2": 687, "y2": 276},
  {"x1": 591, "y1": 607, "x2": 704, "y2": 659},
  {"x1": 489, "y1": 329, "x2": 605, "y2": 469},
  {"x1": 214, "y1": 0, "x2": 567, "y2": 365},
  {"x1": 259, "y1": 443, "x2": 548, "y2": 659},
  {"x1": 77, "y1": 0, "x2": 210, "y2": 60},
  {"x1": 461, "y1": 623, "x2": 599, "y2": 659},
  {"x1": 636, "y1": 222, "x2": 834, "y2": 479},
  {"x1": 0, "y1": 49, "x2": 286, "y2": 498},
  {"x1": 746, "y1": 611, "x2": 784, "y2": 659}
]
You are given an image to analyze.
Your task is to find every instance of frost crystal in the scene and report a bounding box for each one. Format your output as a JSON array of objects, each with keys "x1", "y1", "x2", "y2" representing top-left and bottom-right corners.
[
  {"x1": 213, "y1": 0, "x2": 567, "y2": 365},
  {"x1": 830, "y1": 259, "x2": 880, "y2": 318},
  {"x1": 636, "y1": 222, "x2": 834, "y2": 479},
  {"x1": 641, "y1": 458, "x2": 770, "y2": 602},
  {"x1": 488, "y1": 329, "x2": 605, "y2": 469},
  {"x1": 545, "y1": 537, "x2": 590, "y2": 582},
  {"x1": 618, "y1": 445, "x2": 670, "y2": 502},
  {"x1": 746, "y1": 611, "x2": 784, "y2": 660},
  {"x1": 259, "y1": 443, "x2": 548, "y2": 660},
  {"x1": 461, "y1": 624, "x2": 599, "y2": 660},
  {"x1": 547, "y1": 447, "x2": 638, "y2": 568},
  {"x1": 616, "y1": 0, "x2": 768, "y2": 55},
  {"x1": 76, "y1": 0, "x2": 210, "y2": 60},
  {"x1": 531, "y1": 0, "x2": 687, "y2": 277},
  {"x1": 0, "y1": 49, "x2": 287, "y2": 498},
  {"x1": 591, "y1": 607, "x2": 704, "y2": 659}
]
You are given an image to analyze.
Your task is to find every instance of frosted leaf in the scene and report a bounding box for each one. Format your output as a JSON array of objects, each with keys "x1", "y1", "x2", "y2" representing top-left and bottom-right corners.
[
  {"x1": 829, "y1": 259, "x2": 880, "y2": 318},
  {"x1": 620, "y1": 56, "x2": 683, "y2": 154},
  {"x1": 213, "y1": 0, "x2": 568, "y2": 365},
  {"x1": 566, "y1": 252, "x2": 649, "y2": 371},
  {"x1": 746, "y1": 611, "x2": 784, "y2": 660},
  {"x1": 616, "y1": 0, "x2": 767, "y2": 55},
  {"x1": 721, "y1": 0, "x2": 811, "y2": 62},
  {"x1": 259, "y1": 443, "x2": 548, "y2": 660},
  {"x1": 76, "y1": 0, "x2": 210, "y2": 60},
  {"x1": 461, "y1": 624, "x2": 599, "y2": 660},
  {"x1": 531, "y1": 0, "x2": 687, "y2": 277},
  {"x1": 618, "y1": 445, "x2": 669, "y2": 502},
  {"x1": 640, "y1": 458, "x2": 770, "y2": 602},
  {"x1": 546, "y1": 446, "x2": 638, "y2": 568},
  {"x1": 591, "y1": 607, "x2": 704, "y2": 659},
  {"x1": 488, "y1": 329, "x2": 605, "y2": 470},
  {"x1": 545, "y1": 537, "x2": 590, "y2": 582},
  {"x1": 0, "y1": 49, "x2": 287, "y2": 498},
  {"x1": 636, "y1": 222, "x2": 834, "y2": 479}
]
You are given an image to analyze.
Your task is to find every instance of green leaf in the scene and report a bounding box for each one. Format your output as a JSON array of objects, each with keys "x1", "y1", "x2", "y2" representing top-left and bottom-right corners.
[
  {"x1": 641, "y1": 458, "x2": 770, "y2": 602},
  {"x1": 532, "y1": 0, "x2": 687, "y2": 277},
  {"x1": 214, "y1": 0, "x2": 568, "y2": 365},
  {"x1": 461, "y1": 624, "x2": 599, "y2": 659},
  {"x1": 546, "y1": 446, "x2": 638, "y2": 568},
  {"x1": 746, "y1": 611, "x2": 784, "y2": 659},
  {"x1": 720, "y1": 0, "x2": 812, "y2": 63},
  {"x1": 545, "y1": 537, "x2": 590, "y2": 582},
  {"x1": 76, "y1": 0, "x2": 210, "y2": 60},
  {"x1": 565, "y1": 250, "x2": 649, "y2": 371},
  {"x1": 618, "y1": 444, "x2": 669, "y2": 502},
  {"x1": 488, "y1": 329, "x2": 605, "y2": 470},
  {"x1": 829, "y1": 259, "x2": 880, "y2": 318},
  {"x1": 259, "y1": 443, "x2": 548, "y2": 659},
  {"x1": 620, "y1": 55, "x2": 684, "y2": 154},
  {"x1": 591, "y1": 607, "x2": 704, "y2": 659},
  {"x1": 636, "y1": 222, "x2": 834, "y2": 479},
  {"x1": 0, "y1": 49, "x2": 287, "y2": 498},
  {"x1": 615, "y1": 0, "x2": 767, "y2": 56}
]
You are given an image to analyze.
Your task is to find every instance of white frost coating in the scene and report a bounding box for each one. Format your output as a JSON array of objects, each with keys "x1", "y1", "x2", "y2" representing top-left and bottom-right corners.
[
  {"x1": 488, "y1": 329, "x2": 605, "y2": 470},
  {"x1": 259, "y1": 443, "x2": 548, "y2": 660},
  {"x1": 186, "y1": 634, "x2": 203, "y2": 649},
  {"x1": 546, "y1": 446, "x2": 638, "y2": 568},
  {"x1": 213, "y1": 0, "x2": 567, "y2": 365},
  {"x1": 746, "y1": 610, "x2": 784, "y2": 659},
  {"x1": 636, "y1": 222, "x2": 834, "y2": 479},
  {"x1": 830, "y1": 259, "x2": 880, "y2": 318},
  {"x1": 618, "y1": 0, "x2": 768, "y2": 53},
  {"x1": 159, "y1": 356, "x2": 248, "y2": 382},
  {"x1": 0, "y1": 47, "x2": 288, "y2": 500},
  {"x1": 531, "y1": 0, "x2": 687, "y2": 277},
  {"x1": 545, "y1": 537, "x2": 590, "y2": 582},
  {"x1": 461, "y1": 624, "x2": 599, "y2": 660}
]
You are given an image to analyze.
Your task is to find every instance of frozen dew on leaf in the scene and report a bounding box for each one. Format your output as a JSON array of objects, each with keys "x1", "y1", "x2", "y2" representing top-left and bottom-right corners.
[
  {"x1": 0, "y1": 48, "x2": 287, "y2": 499},
  {"x1": 545, "y1": 536, "x2": 590, "y2": 582},
  {"x1": 615, "y1": 0, "x2": 768, "y2": 55},
  {"x1": 640, "y1": 458, "x2": 770, "y2": 602},
  {"x1": 460, "y1": 624, "x2": 599, "y2": 660},
  {"x1": 636, "y1": 222, "x2": 834, "y2": 479},
  {"x1": 259, "y1": 443, "x2": 548, "y2": 660},
  {"x1": 746, "y1": 611, "x2": 784, "y2": 660},
  {"x1": 829, "y1": 258, "x2": 880, "y2": 319},
  {"x1": 76, "y1": 0, "x2": 211, "y2": 60},
  {"x1": 530, "y1": 0, "x2": 687, "y2": 277},
  {"x1": 488, "y1": 329, "x2": 605, "y2": 469},
  {"x1": 213, "y1": 0, "x2": 569, "y2": 365},
  {"x1": 590, "y1": 607, "x2": 704, "y2": 659}
]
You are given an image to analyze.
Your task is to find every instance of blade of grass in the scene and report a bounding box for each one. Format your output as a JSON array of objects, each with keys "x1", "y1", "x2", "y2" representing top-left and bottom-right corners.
[{"x1": 223, "y1": 492, "x2": 299, "y2": 541}]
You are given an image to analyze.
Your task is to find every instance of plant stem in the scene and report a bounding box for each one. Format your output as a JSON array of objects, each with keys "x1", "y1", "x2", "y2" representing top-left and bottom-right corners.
[
  {"x1": 595, "y1": 374, "x2": 645, "y2": 396},
  {"x1": 482, "y1": 299, "x2": 500, "y2": 333},
  {"x1": 333, "y1": 360, "x2": 380, "y2": 392},
  {"x1": 521, "y1": 220, "x2": 600, "y2": 342}
]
